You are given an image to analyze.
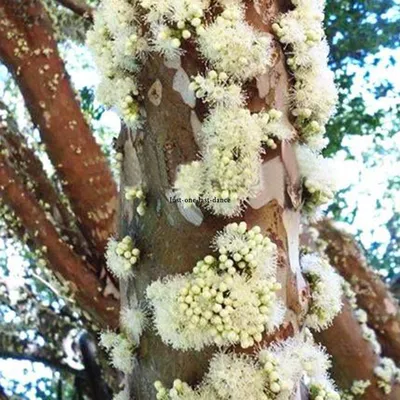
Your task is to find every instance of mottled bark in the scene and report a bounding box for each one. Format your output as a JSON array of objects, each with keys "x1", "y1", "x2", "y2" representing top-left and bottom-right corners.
[
  {"x1": 119, "y1": 1, "x2": 308, "y2": 398},
  {"x1": 316, "y1": 220, "x2": 400, "y2": 362},
  {"x1": 0, "y1": 0, "x2": 117, "y2": 258}
]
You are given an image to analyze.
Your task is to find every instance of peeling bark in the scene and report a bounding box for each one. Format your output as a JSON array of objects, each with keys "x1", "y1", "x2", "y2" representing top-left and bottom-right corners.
[{"x1": 118, "y1": 2, "x2": 308, "y2": 398}]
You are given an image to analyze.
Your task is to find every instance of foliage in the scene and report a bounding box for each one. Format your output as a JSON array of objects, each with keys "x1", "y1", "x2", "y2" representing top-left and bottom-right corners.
[{"x1": 324, "y1": 0, "x2": 400, "y2": 156}]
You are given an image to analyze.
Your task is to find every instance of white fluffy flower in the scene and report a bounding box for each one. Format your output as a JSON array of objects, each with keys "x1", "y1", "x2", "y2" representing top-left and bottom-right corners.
[
  {"x1": 155, "y1": 334, "x2": 339, "y2": 400},
  {"x1": 301, "y1": 253, "x2": 343, "y2": 331},
  {"x1": 110, "y1": 335, "x2": 136, "y2": 374},
  {"x1": 174, "y1": 161, "x2": 204, "y2": 205},
  {"x1": 197, "y1": 5, "x2": 272, "y2": 81},
  {"x1": 147, "y1": 222, "x2": 284, "y2": 351},
  {"x1": 273, "y1": 0, "x2": 338, "y2": 148},
  {"x1": 189, "y1": 70, "x2": 245, "y2": 107},
  {"x1": 99, "y1": 330, "x2": 119, "y2": 351},
  {"x1": 106, "y1": 237, "x2": 140, "y2": 280},
  {"x1": 120, "y1": 305, "x2": 147, "y2": 343},
  {"x1": 374, "y1": 358, "x2": 400, "y2": 394},
  {"x1": 87, "y1": 1, "x2": 147, "y2": 128},
  {"x1": 150, "y1": 23, "x2": 184, "y2": 60},
  {"x1": 197, "y1": 106, "x2": 263, "y2": 216},
  {"x1": 295, "y1": 144, "x2": 339, "y2": 212},
  {"x1": 204, "y1": 353, "x2": 266, "y2": 400},
  {"x1": 140, "y1": 0, "x2": 209, "y2": 24},
  {"x1": 258, "y1": 335, "x2": 339, "y2": 399},
  {"x1": 174, "y1": 106, "x2": 294, "y2": 216},
  {"x1": 255, "y1": 109, "x2": 295, "y2": 148},
  {"x1": 102, "y1": 0, "x2": 139, "y2": 37}
]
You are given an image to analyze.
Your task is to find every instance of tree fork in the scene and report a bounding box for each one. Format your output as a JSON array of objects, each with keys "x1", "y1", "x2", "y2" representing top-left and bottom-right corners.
[
  {"x1": 0, "y1": 149, "x2": 118, "y2": 327},
  {"x1": 0, "y1": 0, "x2": 117, "y2": 258}
]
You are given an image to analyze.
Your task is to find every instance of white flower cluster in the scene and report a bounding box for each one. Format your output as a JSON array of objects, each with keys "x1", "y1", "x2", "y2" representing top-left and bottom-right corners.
[
  {"x1": 342, "y1": 281, "x2": 381, "y2": 354},
  {"x1": 106, "y1": 236, "x2": 140, "y2": 280},
  {"x1": 167, "y1": 1, "x2": 293, "y2": 217},
  {"x1": 120, "y1": 305, "x2": 148, "y2": 343},
  {"x1": 87, "y1": 0, "x2": 147, "y2": 129},
  {"x1": 125, "y1": 185, "x2": 146, "y2": 216},
  {"x1": 89, "y1": 0, "x2": 293, "y2": 217},
  {"x1": 197, "y1": 4, "x2": 272, "y2": 81},
  {"x1": 189, "y1": 70, "x2": 244, "y2": 108},
  {"x1": 142, "y1": 0, "x2": 208, "y2": 59},
  {"x1": 99, "y1": 305, "x2": 146, "y2": 381},
  {"x1": 272, "y1": 0, "x2": 338, "y2": 148},
  {"x1": 295, "y1": 144, "x2": 339, "y2": 213},
  {"x1": 342, "y1": 281, "x2": 400, "y2": 394},
  {"x1": 341, "y1": 379, "x2": 371, "y2": 400},
  {"x1": 374, "y1": 358, "x2": 400, "y2": 394},
  {"x1": 99, "y1": 330, "x2": 136, "y2": 374},
  {"x1": 174, "y1": 108, "x2": 293, "y2": 217},
  {"x1": 153, "y1": 336, "x2": 339, "y2": 400},
  {"x1": 308, "y1": 382, "x2": 341, "y2": 400},
  {"x1": 147, "y1": 222, "x2": 285, "y2": 350},
  {"x1": 300, "y1": 253, "x2": 343, "y2": 331}
]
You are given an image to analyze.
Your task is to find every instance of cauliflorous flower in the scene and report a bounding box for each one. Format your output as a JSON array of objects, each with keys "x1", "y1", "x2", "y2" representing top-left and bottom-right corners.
[
  {"x1": 197, "y1": 4, "x2": 272, "y2": 81},
  {"x1": 147, "y1": 222, "x2": 284, "y2": 350},
  {"x1": 273, "y1": 0, "x2": 338, "y2": 148},
  {"x1": 120, "y1": 305, "x2": 148, "y2": 343},
  {"x1": 295, "y1": 144, "x2": 339, "y2": 213},
  {"x1": 106, "y1": 236, "x2": 140, "y2": 280},
  {"x1": 301, "y1": 253, "x2": 343, "y2": 331}
]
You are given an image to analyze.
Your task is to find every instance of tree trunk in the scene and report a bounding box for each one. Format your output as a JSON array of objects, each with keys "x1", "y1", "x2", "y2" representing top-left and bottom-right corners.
[{"x1": 117, "y1": 1, "x2": 308, "y2": 398}]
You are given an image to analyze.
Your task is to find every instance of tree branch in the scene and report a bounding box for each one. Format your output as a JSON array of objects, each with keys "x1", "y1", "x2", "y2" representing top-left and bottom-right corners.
[
  {"x1": 0, "y1": 324, "x2": 84, "y2": 377},
  {"x1": 315, "y1": 300, "x2": 400, "y2": 399},
  {"x1": 0, "y1": 0, "x2": 117, "y2": 258},
  {"x1": 316, "y1": 220, "x2": 400, "y2": 362},
  {"x1": 55, "y1": 0, "x2": 94, "y2": 22},
  {"x1": 0, "y1": 149, "x2": 118, "y2": 327},
  {"x1": 0, "y1": 101, "x2": 94, "y2": 265}
]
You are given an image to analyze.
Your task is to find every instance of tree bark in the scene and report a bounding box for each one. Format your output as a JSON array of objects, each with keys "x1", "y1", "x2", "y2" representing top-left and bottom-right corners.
[
  {"x1": 315, "y1": 300, "x2": 400, "y2": 399},
  {"x1": 0, "y1": 100, "x2": 93, "y2": 264},
  {"x1": 0, "y1": 148, "x2": 118, "y2": 326},
  {"x1": 55, "y1": 0, "x2": 94, "y2": 21},
  {"x1": 316, "y1": 220, "x2": 400, "y2": 362},
  {"x1": 118, "y1": 1, "x2": 308, "y2": 398},
  {"x1": 0, "y1": 0, "x2": 117, "y2": 258}
]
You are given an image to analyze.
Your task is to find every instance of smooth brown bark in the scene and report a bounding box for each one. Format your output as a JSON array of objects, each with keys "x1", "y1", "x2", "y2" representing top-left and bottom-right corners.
[
  {"x1": 0, "y1": 101, "x2": 93, "y2": 264},
  {"x1": 0, "y1": 0, "x2": 117, "y2": 258},
  {"x1": 315, "y1": 300, "x2": 400, "y2": 399},
  {"x1": 56, "y1": 0, "x2": 94, "y2": 21},
  {"x1": 0, "y1": 149, "x2": 118, "y2": 327},
  {"x1": 316, "y1": 220, "x2": 400, "y2": 362}
]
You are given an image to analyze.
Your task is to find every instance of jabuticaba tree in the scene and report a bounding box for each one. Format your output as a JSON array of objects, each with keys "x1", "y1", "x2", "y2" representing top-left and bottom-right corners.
[
  {"x1": 87, "y1": 0, "x2": 400, "y2": 399},
  {"x1": 0, "y1": 0, "x2": 399, "y2": 399}
]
